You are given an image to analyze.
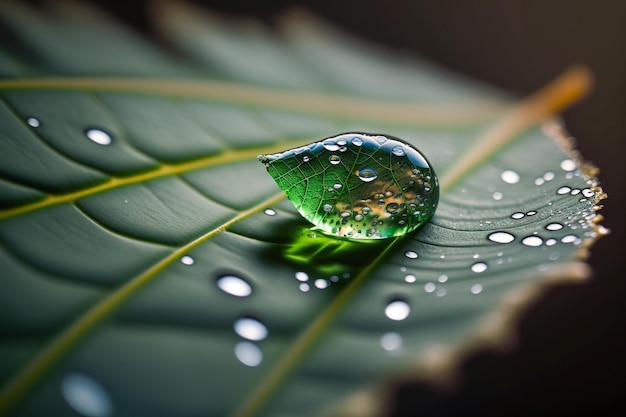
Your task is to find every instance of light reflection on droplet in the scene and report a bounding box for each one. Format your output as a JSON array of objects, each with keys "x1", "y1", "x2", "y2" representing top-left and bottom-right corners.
[
  {"x1": 488, "y1": 231, "x2": 515, "y2": 244},
  {"x1": 264, "y1": 208, "x2": 276, "y2": 216},
  {"x1": 180, "y1": 255, "x2": 194, "y2": 265},
  {"x1": 234, "y1": 317, "x2": 268, "y2": 341},
  {"x1": 471, "y1": 262, "x2": 488, "y2": 273},
  {"x1": 62, "y1": 373, "x2": 112, "y2": 417},
  {"x1": 404, "y1": 274, "x2": 416, "y2": 283},
  {"x1": 85, "y1": 128, "x2": 112, "y2": 146},
  {"x1": 521, "y1": 236, "x2": 543, "y2": 247},
  {"x1": 511, "y1": 212, "x2": 525, "y2": 219},
  {"x1": 560, "y1": 159, "x2": 576, "y2": 171},
  {"x1": 26, "y1": 117, "x2": 41, "y2": 128},
  {"x1": 314, "y1": 279, "x2": 329, "y2": 289},
  {"x1": 380, "y1": 332, "x2": 403, "y2": 352},
  {"x1": 385, "y1": 299, "x2": 410, "y2": 321},
  {"x1": 470, "y1": 284, "x2": 483, "y2": 294},
  {"x1": 492, "y1": 192, "x2": 503, "y2": 201},
  {"x1": 216, "y1": 275, "x2": 252, "y2": 297},
  {"x1": 234, "y1": 341, "x2": 263, "y2": 367},
  {"x1": 424, "y1": 282, "x2": 436, "y2": 293},
  {"x1": 404, "y1": 251, "x2": 418, "y2": 259},
  {"x1": 501, "y1": 170, "x2": 520, "y2": 184},
  {"x1": 545, "y1": 223, "x2": 563, "y2": 231}
]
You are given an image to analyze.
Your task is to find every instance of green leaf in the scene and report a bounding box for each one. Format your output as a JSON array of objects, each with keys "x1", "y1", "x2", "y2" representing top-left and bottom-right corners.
[{"x1": 0, "y1": 2, "x2": 606, "y2": 417}]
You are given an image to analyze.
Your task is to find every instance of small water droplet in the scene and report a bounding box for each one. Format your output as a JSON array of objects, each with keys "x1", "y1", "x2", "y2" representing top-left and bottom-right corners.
[
  {"x1": 511, "y1": 212, "x2": 525, "y2": 219},
  {"x1": 470, "y1": 284, "x2": 483, "y2": 294},
  {"x1": 560, "y1": 159, "x2": 576, "y2": 171},
  {"x1": 471, "y1": 262, "x2": 488, "y2": 273},
  {"x1": 405, "y1": 250, "x2": 418, "y2": 259},
  {"x1": 380, "y1": 332, "x2": 403, "y2": 352},
  {"x1": 323, "y1": 140, "x2": 339, "y2": 151},
  {"x1": 234, "y1": 341, "x2": 263, "y2": 367},
  {"x1": 472, "y1": 254, "x2": 480, "y2": 259},
  {"x1": 234, "y1": 317, "x2": 268, "y2": 341},
  {"x1": 26, "y1": 117, "x2": 40, "y2": 128},
  {"x1": 391, "y1": 145, "x2": 406, "y2": 156},
  {"x1": 374, "y1": 135, "x2": 388, "y2": 144},
  {"x1": 333, "y1": 183, "x2": 342, "y2": 190},
  {"x1": 488, "y1": 231, "x2": 515, "y2": 244},
  {"x1": 323, "y1": 204, "x2": 333, "y2": 212},
  {"x1": 436, "y1": 288, "x2": 447, "y2": 297},
  {"x1": 404, "y1": 274, "x2": 416, "y2": 283},
  {"x1": 351, "y1": 137, "x2": 363, "y2": 146},
  {"x1": 438, "y1": 274, "x2": 448, "y2": 283},
  {"x1": 385, "y1": 202, "x2": 400, "y2": 214},
  {"x1": 526, "y1": 210, "x2": 537, "y2": 216},
  {"x1": 535, "y1": 178, "x2": 545, "y2": 186},
  {"x1": 492, "y1": 192, "x2": 503, "y2": 201},
  {"x1": 302, "y1": 155, "x2": 310, "y2": 162},
  {"x1": 570, "y1": 188, "x2": 581, "y2": 195},
  {"x1": 85, "y1": 128, "x2": 112, "y2": 146},
  {"x1": 295, "y1": 271, "x2": 309, "y2": 282},
  {"x1": 557, "y1": 186, "x2": 572, "y2": 195},
  {"x1": 314, "y1": 278, "x2": 329, "y2": 289},
  {"x1": 545, "y1": 223, "x2": 563, "y2": 231},
  {"x1": 180, "y1": 255, "x2": 194, "y2": 265},
  {"x1": 357, "y1": 168, "x2": 378, "y2": 182},
  {"x1": 264, "y1": 208, "x2": 276, "y2": 216},
  {"x1": 501, "y1": 170, "x2": 520, "y2": 184},
  {"x1": 385, "y1": 299, "x2": 410, "y2": 321},
  {"x1": 216, "y1": 275, "x2": 252, "y2": 297},
  {"x1": 354, "y1": 214, "x2": 364, "y2": 221},
  {"x1": 546, "y1": 238, "x2": 557, "y2": 246},
  {"x1": 299, "y1": 283, "x2": 310, "y2": 292},
  {"x1": 521, "y1": 235, "x2": 543, "y2": 247},
  {"x1": 543, "y1": 172, "x2": 555, "y2": 181},
  {"x1": 424, "y1": 282, "x2": 436, "y2": 293},
  {"x1": 329, "y1": 155, "x2": 341, "y2": 165},
  {"x1": 582, "y1": 188, "x2": 594, "y2": 198},
  {"x1": 561, "y1": 234, "x2": 580, "y2": 244},
  {"x1": 62, "y1": 373, "x2": 112, "y2": 417}
]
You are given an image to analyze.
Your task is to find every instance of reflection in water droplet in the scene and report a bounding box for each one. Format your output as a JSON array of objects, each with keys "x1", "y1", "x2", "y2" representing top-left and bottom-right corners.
[
  {"x1": 85, "y1": 128, "x2": 112, "y2": 146},
  {"x1": 329, "y1": 155, "x2": 341, "y2": 165},
  {"x1": 295, "y1": 271, "x2": 309, "y2": 282},
  {"x1": 492, "y1": 192, "x2": 503, "y2": 201},
  {"x1": 501, "y1": 170, "x2": 520, "y2": 184},
  {"x1": 234, "y1": 317, "x2": 268, "y2": 341},
  {"x1": 299, "y1": 283, "x2": 310, "y2": 292},
  {"x1": 511, "y1": 212, "x2": 525, "y2": 219},
  {"x1": 470, "y1": 284, "x2": 483, "y2": 294},
  {"x1": 438, "y1": 274, "x2": 448, "y2": 283},
  {"x1": 424, "y1": 282, "x2": 436, "y2": 293},
  {"x1": 521, "y1": 236, "x2": 543, "y2": 247},
  {"x1": 357, "y1": 168, "x2": 378, "y2": 182},
  {"x1": 405, "y1": 251, "x2": 418, "y2": 259},
  {"x1": 404, "y1": 274, "x2": 416, "y2": 283},
  {"x1": 488, "y1": 231, "x2": 515, "y2": 244},
  {"x1": 234, "y1": 341, "x2": 263, "y2": 367},
  {"x1": 264, "y1": 208, "x2": 276, "y2": 216},
  {"x1": 314, "y1": 279, "x2": 329, "y2": 289},
  {"x1": 545, "y1": 223, "x2": 563, "y2": 231},
  {"x1": 385, "y1": 299, "x2": 410, "y2": 321},
  {"x1": 380, "y1": 332, "x2": 403, "y2": 352},
  {"x1": 557, "y1": 186, "x2": 572, "y2": 195},
  {"x1": 62, "y1": 373, "x2": 112, "y2": 417},
  {"x1": 180, "y1": 255, "x2": 194, "y2": 265},
  {"x1": 216, "y1": 275, "x2": 252, "y2": 297},
  {"x1": 560, "y1": 159, "x2": 576, "y2": 171},
  {"x1": 471, "y1": 262, "x2": 488, "y2": 273},
  {"x1": 26, "y1": 117, "x2": 40, "y2": 128}
]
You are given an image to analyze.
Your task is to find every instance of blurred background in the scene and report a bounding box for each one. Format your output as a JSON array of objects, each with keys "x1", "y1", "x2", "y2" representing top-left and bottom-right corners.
[{"x1": 90, "y1": 0, "x2": 626, "y2": 415}]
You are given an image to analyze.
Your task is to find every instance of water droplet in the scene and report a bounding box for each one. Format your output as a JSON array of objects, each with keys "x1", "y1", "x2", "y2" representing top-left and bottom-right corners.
[
  {"x1": 354, "y1": 213, "x2": 364, "y2": 221},
  {"x1": 264, "y1": 208, "x2": 276, "y2": 216},
  {"x1": 180, "y1": 255, "x2": 194, "y2": 265},
  {"x1": 570, "y1": 188, "x2": 581, "y2": 195},
  {"x1": 492, "y1": 192, "x2": 503, "y2": 200},
  {"x1": 62, "y1": 373, "x2": 112, "y2": 417},
  {"x1": 535, "y1": 178, "x2": 545, "y2": 186},
  {"x1": 557, "y1": 186, "x2": 571, "y2": 195},
  {"x1": 299, "y1": 283, "x2": 310, "y2": 292},
  {"x1": 333, "y1": 183, "x2": 342, "y2": 189},
  {"x1": 234, "y1": 317, "x2": 268, "y2": 341},
  {"x1": 560, "y1": 159, "x2": 576, "y2": 171},
  {"x1": 511, "y1": 212, "x2": 525, "y2": 219},
  {"x1": 470, "y1": 284, "x2": 483, "y2": 294},
  {"x1": 526, "y1": 210, "x2": 537, "y2": 216},
  {"x1": 26, "y1": 117, "x2": 40, "y2": 128},
  {"x1": 385, "y1": 203, "x2": 400, "y2": 214},
  {"x1": 424, "y1": 282, "x2": 436, "y2": 293},
  {"x1": 85, "y1": 128, "x2": 112, "y2": 146},
  {"x1": 314, "y1": 279, "x2": 329, "y2": 289},
  {"x1": 521, "y1": 235, "x2": 543, "y2": 247},
  {"x1": 561, "y1": 234, "x2": 580, "y2": 244},
  {"x1": 357, "y1": 167, "x2": 378, "y2": 182},
  {"x1": 374, "y1": 135, "x2": 388, "y2": 144},
  {"x1": 582, "y1": 188, "x2": 594, "y2": 198},
  {"x1": 385, "y1": 299, "x2": 410, "y2": 321},
  {"x1": 391, "y1": 145, "x2": 406, "y2": 156},
  {"x1": 323, "y1": 140, "x2": 339, "y2": 151},
  {"x1": 471, "y1": 262, "x2": 488, "y2": 273},
  {"x1": 488, "y1": 231, "x2": 515, "y2": 244},
  {"x1": 380, "y1": 332, "x2": 403, "y2": 351},
  {"x1": 323, "y1": 204, "x2": 333, "y2": 212},
  {"x1": 501, "y1": 170, "x2": 520, "y2": 184},
  {"x1": 295, "y1": 271, "x2": 309, "y2": 282},
  {"x1": 405, "y1": 250, "x2": 418, "y2": 259},
  {"x1": 438, "y1": 274, "x2": 448, "y2": 283},
  {"x1": 545, "y1": 223, "x2": 563, "y2": 231},
  {"x1": 329, "y1": 155, "x2": 341, "y2": 165},
  {"x1": 546, "y1": 238, "x2": 557, "y2": 246},
  {"x1": 234, "y1": 341, "x2": 263, "y2": 367},
  {"x1": 404, "y1": 274, "x2": 416, "y2": 283},
  {"x1": 351, "y1": 137, "x2": 363, "y2": 146},
  {"x1": 216, "y1": 275, "x2": 252, "y2": 297},
  {"x1": 543, "y1": 172, "x2": 555, "y2": 181},
  {"x1": 472, "y1": 254, "x2": 480, "y2": 259},
  {"x1": 302, "y1": 156, "x2": 310, "y2": 163}
]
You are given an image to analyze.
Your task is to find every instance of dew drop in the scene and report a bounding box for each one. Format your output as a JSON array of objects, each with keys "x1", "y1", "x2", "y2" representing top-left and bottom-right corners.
[
  {"x1": 216, "y1": 275, "x2": 252, "y2": 297},
  {"x1": 351, "y1": 137, "x2": 363, "y2": 146},
  {"x1": 180, "y1": 255, "x2": 194, "y2": 265},
  {"x1": 424, "y1": 282, "x2": 436, "y2": 293},
  {"x1": 234, "y1": 341, "x2": 263, "y2": 367},
  {"x1": 295, "y1": 271, "x2": 309, "y2": 282},
  {"x1": 501, "y1": 170, "x2": 520, "y2": 184},
  {"x1": 545, "y1": 223, "x2": 564, "y2": 231},
  {"x1": 488, "y1": 231, "x2": 515, "y2": 244},
  {"x1": 329, "y1": 155, "x2": 341, "y2": 165},
  {"x1": 492, "y1": 192, "x2": 503, "y2": 201},
  {"x1": 557, "y1": 186, "x2": 572, "y2": 195},
  {"x1": 521, "y1": 235, "x2": 543, "y2": 247},
  {"x1": 404, "y1": 250, "x2": 418, "y2": 259},
  {"x1": 470, "y1": 284, "x2": 483, "y2": 294},
  {"x1": 264, "y1": 208, "x2": 276, "y2": 216},
  {"x1": 323, "y1": 140, "x2": 340, "y2": 151},
  {"x1": 404, "y1": 274, "x2": 416, "y2": 283},
  {"x1": 471, "y1": 262, "x2": 488, "y2": 273},
  {"x1": 26, "y1": 117, "x2": 40, "y2": 128},
  {"x1": 380, "y1": 332, "x2": 403, "y2": 352},
  {"x1": 385, "y1": 299, "x2": 410, "y2": 321},
  {"x1": 560, "y1": 159, "x2": 576, "y2": 171},
  {"x1": 234, "y1": 317, "x2": 268, "y2": 341},
  {"x1": 511, "y1": 212, "x2": 525, "y2": 219},
  {"x1": 391, "y1": 145, "x2": 406, "y2": 156},
  {"x1": 357, "y1": 167, "x2": 378, "y2": 182},
  {"x1": 62, "y1": 373, "x2": 112, "y2": 417},
  {"x1": 85, "y1": 128, "x2": 112, "y2": 146},
  {"x1": 314, "y1": 278, "x2": 329, "y2": 289}
]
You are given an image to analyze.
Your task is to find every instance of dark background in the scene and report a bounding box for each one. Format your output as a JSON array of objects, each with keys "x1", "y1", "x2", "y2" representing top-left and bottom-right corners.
[{"x1": 101, "y1": 1, "x2": 625, "y2": 415}]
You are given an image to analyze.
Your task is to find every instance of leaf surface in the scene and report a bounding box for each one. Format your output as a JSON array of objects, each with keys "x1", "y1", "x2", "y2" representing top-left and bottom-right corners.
[{"x1": 0, "y1": 2, "x2": 606, "y2": 417}]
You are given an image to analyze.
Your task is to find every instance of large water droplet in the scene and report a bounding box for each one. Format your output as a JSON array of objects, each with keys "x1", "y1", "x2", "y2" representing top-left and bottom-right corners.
[
  {"x1": 62, "y1": 373, "x2": 112, "y2": 417},
  {"x1": 380, "y1": 332, "x2": 403, "y2": 352},
  {"x1": 501, "y1": 170, "x2": 520, "y2": 184},
  {"x1": 357, "y1": 167, "x2": 378, "y2": 182},
  {"x1": 234, "y1": 317, "x2": 268, "y2": 341},
  {"x1": 216, "y1": 275, "x2": 252, "y2": 297},
  {"x1": 26, "y1": 117, "x2": 40, "y2": 128},
  {"x1": 471, "y1": 262, "x2": 488, "y2": 273},
  {"x1": 180, "y1": 255, "x2": 194, "y2": 265},
  {"x1": 234, "y1": 341, "x2": 263, "y2": 367},
  {"x1": 385, "y1": 299, "x2": 410, "y2": 321},
  {"x1": 488, "y1": 231, "x2": 515, "y2": 244},
  {"x1": 85, "y1": 128, "x2": 112, "y2": 146},
  {"x1": 521, "y1": 236, "x2": 543, "y2": 247}
]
